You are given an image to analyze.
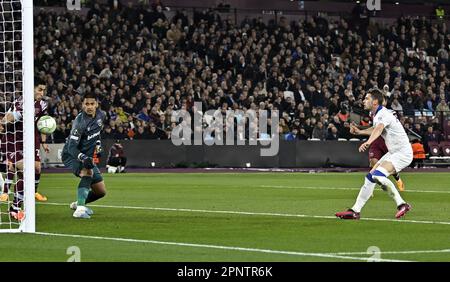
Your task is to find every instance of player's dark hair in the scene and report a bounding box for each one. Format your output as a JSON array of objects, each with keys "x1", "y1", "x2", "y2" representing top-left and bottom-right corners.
[
  {"x1": 34, "y1": 77, "x2": 45, "y2": 86},
  {"x1": 368, "y1": 88, "x2": 384, "y2": 106},
  {"x1": 82, "y1": 92, "x2": 98, "y2": 101}
]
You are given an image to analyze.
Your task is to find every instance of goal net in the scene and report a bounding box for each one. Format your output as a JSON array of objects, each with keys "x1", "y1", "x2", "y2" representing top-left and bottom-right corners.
[{"x1": 0, "y1": 0, "x2": 35, "y2": 233}]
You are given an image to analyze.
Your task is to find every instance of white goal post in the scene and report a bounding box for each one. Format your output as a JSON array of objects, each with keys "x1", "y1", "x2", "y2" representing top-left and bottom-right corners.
[{"x1": 0, "y1": 0, "x2": 35, "y2": 233}]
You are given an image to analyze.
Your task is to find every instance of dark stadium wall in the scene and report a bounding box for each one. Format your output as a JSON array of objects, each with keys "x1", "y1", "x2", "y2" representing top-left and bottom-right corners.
[
  {"x1": 35, "y1": 1, "x2": 450, "y2": 26},
  {"x1": 99, "y1": 140, "x2": 369, "y2": 168},
  {"x1": 121, "y1": 0, "x2": 445, "y2": 18}
]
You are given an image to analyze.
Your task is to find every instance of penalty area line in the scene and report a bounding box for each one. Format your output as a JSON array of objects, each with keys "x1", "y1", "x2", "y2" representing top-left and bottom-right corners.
[{"x1": 34, "y1": 231, "x2": 411, "y2": 262}]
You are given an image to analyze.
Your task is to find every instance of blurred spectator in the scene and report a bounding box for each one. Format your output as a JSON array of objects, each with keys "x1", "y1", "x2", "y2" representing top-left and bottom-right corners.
[
  {"x1": 31, "y1": 6, "x2": 449, "y2": 144},
  {"x1": 312, "y1": 122, "x2": 327, "y2": 140},
  {"x1": 423, "y1": 126, "x2": 441, "y2": 152},
  {"x1": 285, "y1": 128, "x2": 298, "y2": 141},
  {"x1": 102, "y1": 126, "x2": 115, "y2": 140},
  {"x1": 297, "y1": 128, "x2": 309, "y2": 140},
  {"x1": 147, "y1": 123, "x2": 166, "y2": 139},
  {"x1": 326, "y1": 125, "x2": 339, "y2": 140},
  {"x1": 436, "y1": 100, "x2": 450, "y2": 117},
  {"x1": 134, "y1": 126, "x2": 150, "y2": 139},
  {"x1": 52, "y1": 123, "x2": 69, "y2": 143},
  {"x1": 391, "y1": 99, "x2": 404, "y2": 115},
  {"x1": 114, "y1": 126, "x2": 129, "y2": 140},
  {"x1": 107, "y1": 139, "x2": 127, "y2": 173}
]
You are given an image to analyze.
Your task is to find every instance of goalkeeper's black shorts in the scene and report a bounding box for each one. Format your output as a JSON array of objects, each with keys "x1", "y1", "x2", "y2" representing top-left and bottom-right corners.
[{"x1": 62, "y1": 154, "x2": 103, "y2": 184}]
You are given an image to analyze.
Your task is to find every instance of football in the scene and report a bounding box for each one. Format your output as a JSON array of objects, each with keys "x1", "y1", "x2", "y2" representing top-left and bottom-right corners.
[{"x1": 37, "y1": 115, "x2": 57, "y2": 134}]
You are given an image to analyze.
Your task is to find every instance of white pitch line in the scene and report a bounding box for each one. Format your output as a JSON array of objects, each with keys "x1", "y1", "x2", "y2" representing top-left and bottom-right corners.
[
  {"x1": 39, "y1": 202, "x2": 450, "y2": 226},
  {"x1": 33, "y1": 231, "x2": 411, "y2": 262},
  {"x1": 332, "y1": 249, "x2": 450, "y2": 256},
  {"x1": 260, "y1": 185, "x2": 450, "y2": 194}
]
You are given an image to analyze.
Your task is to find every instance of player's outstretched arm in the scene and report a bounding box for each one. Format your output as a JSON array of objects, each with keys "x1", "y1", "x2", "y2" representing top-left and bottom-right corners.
[
  {"x1": 359, "y1": 124, "x2": 384, "y2": 152},
  {"x1": 66, "y1": 117, "x2": 85, "y2": 160},
  {"x1": 351, "y1": 123, "x2": 374, "y2": 136}
]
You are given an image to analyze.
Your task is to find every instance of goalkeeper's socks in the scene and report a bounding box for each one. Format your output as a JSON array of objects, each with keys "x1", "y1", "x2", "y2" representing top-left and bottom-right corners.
[
  {"x1": 35, "y1": 173, "x2": 41, "y2": 192},
  {"x1": 77, "y1": 177, "x2": 92, "y2": 206},
  {"x1": 351, "y1": 173, "x2": 376, "y2": 213},
  {"x1": 77, "y1": 187, "x2": 89, "y2": 206}
]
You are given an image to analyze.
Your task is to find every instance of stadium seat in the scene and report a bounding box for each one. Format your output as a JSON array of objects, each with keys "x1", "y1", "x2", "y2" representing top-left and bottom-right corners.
[
  {"x1": 308, "y1": 138, "x2": 321, "y2": 141},
  {"x1": 338, "y1": 138, "x2": 348, "y2": 141},
  {"x1": 439, "y1": 141, "x2": 450, "y2": 157},
  {"x1": 428, "y1": 141, "x2": 441, "y2": 156},
  {"x1": 349, "y1": 138, "x2": 361, "y2": 141}
]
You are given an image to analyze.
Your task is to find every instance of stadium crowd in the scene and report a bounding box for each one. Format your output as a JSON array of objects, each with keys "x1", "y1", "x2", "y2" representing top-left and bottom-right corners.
[{"x1": 32, "y1": 1, "x2": 450, "y2": 149}]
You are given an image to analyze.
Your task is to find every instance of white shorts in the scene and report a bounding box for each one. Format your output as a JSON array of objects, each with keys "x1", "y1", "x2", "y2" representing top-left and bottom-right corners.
[{"x1": 376, "y1": 147, "x2": 413, "y2": 173}]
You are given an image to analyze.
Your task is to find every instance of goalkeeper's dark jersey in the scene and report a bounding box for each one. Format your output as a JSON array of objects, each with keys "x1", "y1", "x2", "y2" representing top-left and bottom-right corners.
[{"x1": 62, "y1": 109, "x2": 105, "y2": 160}]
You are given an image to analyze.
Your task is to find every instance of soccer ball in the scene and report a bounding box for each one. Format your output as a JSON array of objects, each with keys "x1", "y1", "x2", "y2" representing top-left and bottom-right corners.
[{"x1": 37, "y1": 115, "x2": 57, "y2": 134}]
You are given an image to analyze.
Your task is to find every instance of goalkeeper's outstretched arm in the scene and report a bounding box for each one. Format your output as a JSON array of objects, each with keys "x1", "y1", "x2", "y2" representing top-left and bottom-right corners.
[{"x1": 66, "y1": 116, "x2": 86, "y2": 160}]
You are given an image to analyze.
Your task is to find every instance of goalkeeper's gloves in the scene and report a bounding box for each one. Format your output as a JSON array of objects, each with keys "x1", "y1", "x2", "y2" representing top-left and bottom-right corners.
[
  {"x1": 95, "y1": 140, "x2": 103, "y2": 157},
  {"x1": 78, "y1": 153, "x2": 95, "y2": 169}
]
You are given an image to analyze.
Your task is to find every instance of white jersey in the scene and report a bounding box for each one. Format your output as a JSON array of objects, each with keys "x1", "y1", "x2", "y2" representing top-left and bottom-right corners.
[{"x1": 373, "y1": 107, "x2": 410, "y2": 153}]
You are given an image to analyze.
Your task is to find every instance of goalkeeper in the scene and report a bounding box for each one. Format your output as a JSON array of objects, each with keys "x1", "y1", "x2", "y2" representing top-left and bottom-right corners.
[{"x1": 62, "y1": 93, "x2": 106, "y2": 219}]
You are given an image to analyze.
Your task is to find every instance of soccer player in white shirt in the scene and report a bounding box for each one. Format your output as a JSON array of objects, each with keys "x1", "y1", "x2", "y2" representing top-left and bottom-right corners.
[{"x1": 336, "y1": 89, "x2": 412, "y2": 220}]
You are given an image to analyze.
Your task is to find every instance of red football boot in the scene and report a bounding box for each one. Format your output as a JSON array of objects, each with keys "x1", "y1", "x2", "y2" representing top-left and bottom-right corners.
[
  {"x1": 335, "y1": 209, "x2": 360, "y2": 220},
  {"x1": 395, "y1": 203, "x2": 411, "y2": 219}
]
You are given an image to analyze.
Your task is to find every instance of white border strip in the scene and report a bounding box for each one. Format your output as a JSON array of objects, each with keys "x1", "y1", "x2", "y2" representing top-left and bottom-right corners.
[
  {"x1": 34, "y1": 231, "x2": 411, "y2": 262},
  {"x1": 332, "y1": 249, "x2": 450, "y2": 255}
]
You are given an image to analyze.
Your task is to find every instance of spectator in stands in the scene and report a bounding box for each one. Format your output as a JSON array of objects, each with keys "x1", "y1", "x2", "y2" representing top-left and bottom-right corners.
[
  {"x1": 106, "y1": 140, "x2": 127, "y2": 173},
  {"x1": 412, "y1": 123, "x2": 424, "y2": 138},
  {"x1": 436, "y1": 99, "x2": 450, "y2": 117},
  {"x1": 312, "y1": 122, "x2": 327, "y2": 140},
  {"x1": 166, "y1": 23, "x2": 182, "y2": 43},
  {"x1": 339, "y1": 122, "x2": 354, "y2": 140},
  {"x1": 147, "y1": 123, "x2": 166, "y2": 140},
  {"x1": 53, "y1": 123, "x2": 69, "y2": 143},
  {"x1": 114, "y1": 126, "x2": 129, "y2": 140},
  {"x1": 134, "y1": 126, "x2": 149, "y2": 139},
  {"x1": 360, "y1": 116, "x2": 370, "y2": 127},
  {"x1": 336, "y1": 102, "x2": 350, "y2": 123},
  {"x1": 423, "y1": 126, "x2": 441, "y2": 153},
  {"x1": 285, "y1": 128, "x2": 298, "y2": 141},
  {"x1": 101, "y1": 126, "x2": 115, "y2": 140},
  {"x1": 297, "y1": 128, "x2": 309, "y2": 140},
  {"x1": 31, "y1": 5, "x2": 449, "y2": 145},
  {"x1": 403, "y1": 97, "x2": 415, "y2": 116},
  {"x1": 326, "y1": 125, "x2": 339, "y2": 140},
  {"x1": 391, "y1": 98, "x2": 403, "y2": 115}
]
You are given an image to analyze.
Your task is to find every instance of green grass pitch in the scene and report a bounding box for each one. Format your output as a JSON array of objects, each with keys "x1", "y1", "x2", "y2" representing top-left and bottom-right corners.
[{"x1": 1, "y1": 172, "x2": 450, "y2": 262}]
